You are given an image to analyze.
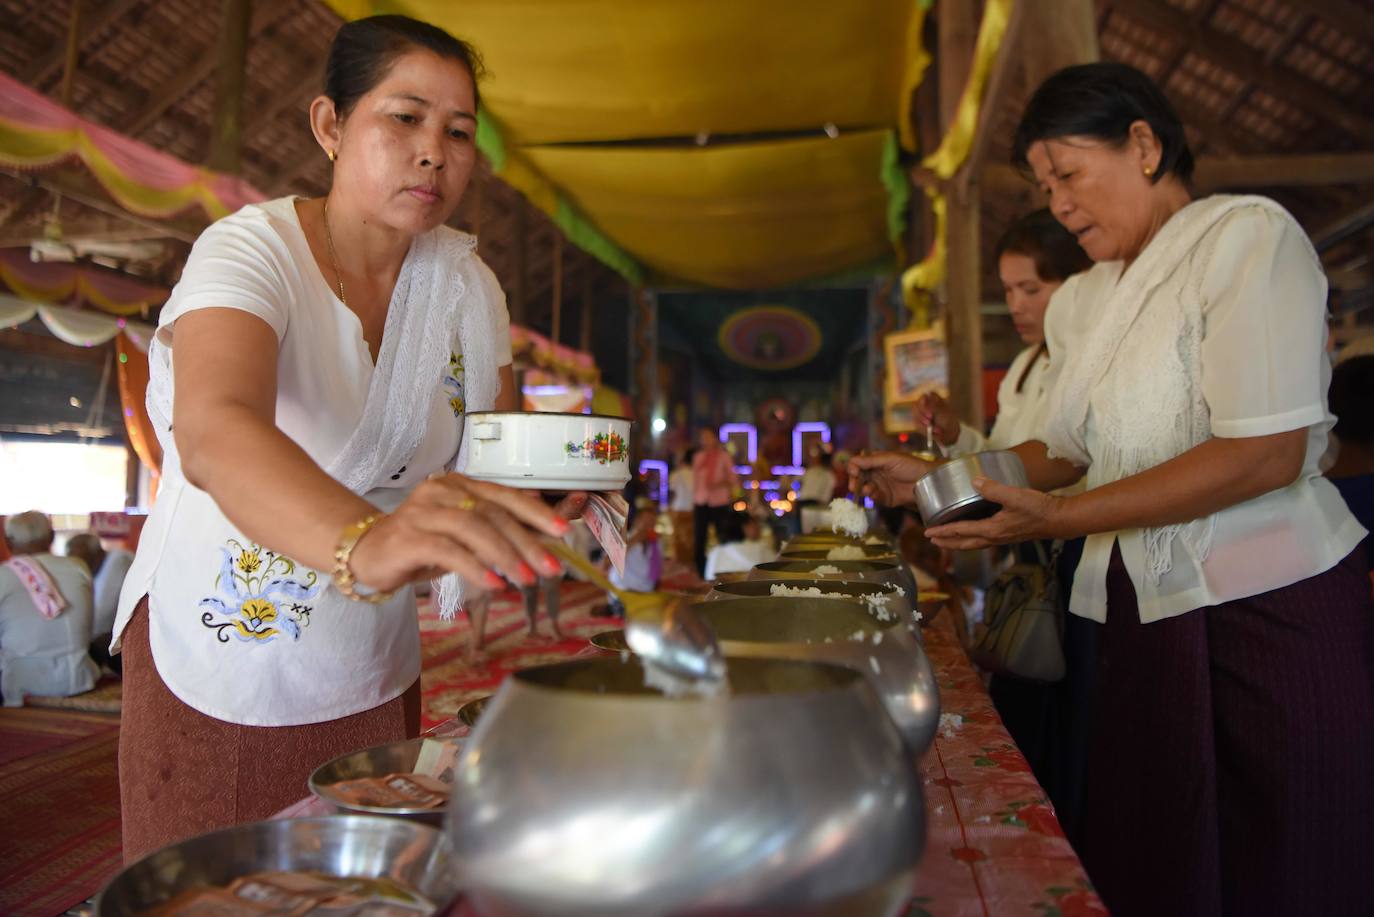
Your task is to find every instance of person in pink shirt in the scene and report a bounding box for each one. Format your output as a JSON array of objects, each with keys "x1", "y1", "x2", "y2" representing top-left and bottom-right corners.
[{"x1": 691, "y1": 427, "x2": 740, "y2": 576}]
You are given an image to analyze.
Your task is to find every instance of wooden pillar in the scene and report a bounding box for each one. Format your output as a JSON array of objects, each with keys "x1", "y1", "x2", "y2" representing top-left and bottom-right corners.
[
  {"x1": 59, "y1": 0, "x2": 83, "y2": 108},
  {"x1": 1020, "y1": 0, "x2": 1099, "y2": 86},
  {"x1": 550, "y1": 233, "x2": 563, "y2": 343},
  {"x1": 579, "y1": 275, "x2": 594, "y2": 352},
  {"x1": 510, "y1": 206, "x2": 528, "y2": 325},
  {"x1": 939, "y1": 0, "x2": 983, "y2": 429},
  {"x1": 206, "y1": 0, "x2": 252, "y2": 174}
]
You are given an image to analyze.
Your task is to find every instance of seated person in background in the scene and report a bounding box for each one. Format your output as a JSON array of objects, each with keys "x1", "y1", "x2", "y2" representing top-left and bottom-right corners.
[
  {"x1": 65, "y1": 532, "x2": 134, "y2": 674},
  {"x1": 0, "y1": 511, "x2": 99, "y2": 706},
  {"x1": 606, "y1": 496, "x2": 663, "y2": 616},
  {"x1": 704, "y1": 513, "x2": 776, "y2": 580},
  {"x1": 1325, "y1": 354, "x2": 1374, "y2": 572}
]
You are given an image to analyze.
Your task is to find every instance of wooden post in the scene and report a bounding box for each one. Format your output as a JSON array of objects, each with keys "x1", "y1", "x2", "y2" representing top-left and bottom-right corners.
[
  {"x1": 510, "y1": 206, "x2": 528, "y2": 325},
  {"x1": 59, "y1": 0, "x2": 83, "y2": 108},
  {"x1": 1019, "y1": 0, "x2": 1098, "y2": 82},
  {"x1": 550, "y1": 232, "x2": 563, "y2": 343},
  {"x1": 939, "y1": 0, "x2": 983, "y2": 429},
  {"x1": 206, "y1": 0, "x2": 252, "y2": 174},
  {"x1": 580, "y1": 274, "x2": 594, "y2": 352}
]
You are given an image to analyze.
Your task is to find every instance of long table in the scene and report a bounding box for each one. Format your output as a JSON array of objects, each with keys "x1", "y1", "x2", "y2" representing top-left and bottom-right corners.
[{"x1": 280, "y1": 605, "x2": 1105, "y2": 916}]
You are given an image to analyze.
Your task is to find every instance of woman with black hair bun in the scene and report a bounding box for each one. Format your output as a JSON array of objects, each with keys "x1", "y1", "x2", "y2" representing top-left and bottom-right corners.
[
  {"x1": 112, "y1": 15, "x2": 577, "y2": 859},
  {"x1": 854, "y1": 61, "x2": 1372, "y2": 916}
]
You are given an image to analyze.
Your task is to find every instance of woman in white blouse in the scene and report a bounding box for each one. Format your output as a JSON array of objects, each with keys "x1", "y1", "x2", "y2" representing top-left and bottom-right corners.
[
  {"x1": 113, "y1": 16, "x2": 574, "y2": 860},
  {"x1": 853, "y1": 62, "x2": 1372, "y2": 916},
  {"x1": 916, "y1": 209, "x2": 1090, "y2": 457}
]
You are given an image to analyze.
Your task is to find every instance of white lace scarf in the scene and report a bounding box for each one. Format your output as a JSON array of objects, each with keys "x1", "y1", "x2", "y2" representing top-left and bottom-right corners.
[
  {"x1": 1042, "y1": 194, "x2": 1294, "y2": 583},
  {"x1": 149, "y1": 220, "x2": 497, "y2": 621}
]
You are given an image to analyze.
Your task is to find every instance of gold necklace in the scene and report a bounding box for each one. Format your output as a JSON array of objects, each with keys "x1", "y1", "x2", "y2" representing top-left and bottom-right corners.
[{"x1": 322, "y1": 196, "x2": 346, "y2": 306}]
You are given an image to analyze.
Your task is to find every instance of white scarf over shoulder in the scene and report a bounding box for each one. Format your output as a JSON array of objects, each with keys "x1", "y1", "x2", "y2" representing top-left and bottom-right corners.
[
  {"x1": 1042, "y1": 194, "x2": 1315, "y2": 582},
  {"x1": 149, "y1": 221, "x2": 499, "y2": 620}
]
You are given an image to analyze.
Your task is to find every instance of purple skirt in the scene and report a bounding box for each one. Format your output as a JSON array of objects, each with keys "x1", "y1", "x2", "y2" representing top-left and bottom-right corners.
[{"x1": 1079, "y1": 542, "x2": 1374, "y2": 916}]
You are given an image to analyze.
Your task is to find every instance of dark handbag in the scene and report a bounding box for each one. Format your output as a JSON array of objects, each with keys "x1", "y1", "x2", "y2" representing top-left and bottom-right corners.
[{"x1": 968, "y1": 540, "x2": 1065, "y2": 683}]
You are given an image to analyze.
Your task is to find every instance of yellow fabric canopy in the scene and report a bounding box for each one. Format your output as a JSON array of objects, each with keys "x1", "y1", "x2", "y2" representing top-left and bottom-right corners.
[
  {"x1": 357, "y1": 0, "x2": 916, "y2": 146},
  {"x1": 326, "y1": 0, "x2": 930, "y2": 289},
  {"x1": 525, "y1": 130, "x2": 894, "y2": 289}
]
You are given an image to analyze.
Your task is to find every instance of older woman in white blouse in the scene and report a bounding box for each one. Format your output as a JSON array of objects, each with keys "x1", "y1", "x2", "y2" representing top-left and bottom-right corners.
[{"x1": 853, "y1": 62, "x2": 1371, "y2": 917}]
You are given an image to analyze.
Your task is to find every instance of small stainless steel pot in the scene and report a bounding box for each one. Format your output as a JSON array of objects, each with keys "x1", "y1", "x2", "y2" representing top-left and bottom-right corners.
[{"x1": 913, "y1": 450, "x2": 1029, "y2": 526}]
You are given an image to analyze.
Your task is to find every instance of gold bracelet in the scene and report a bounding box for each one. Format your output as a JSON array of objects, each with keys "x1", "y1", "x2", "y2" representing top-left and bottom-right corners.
[{"x1": 332, "y1": 513, "x2": 397, "y2": 604}]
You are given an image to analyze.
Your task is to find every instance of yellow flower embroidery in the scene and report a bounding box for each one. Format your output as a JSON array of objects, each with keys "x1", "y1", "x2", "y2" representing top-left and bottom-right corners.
[
  {"x1": 234, "y1": 597, "x2": 279, "y2": 641},
  {"x1": 443, "y1": 350, "x2": 466, "y2": 418},
  {"x1": 201, "y1": 539, "x2": 320, "y2": 644}
]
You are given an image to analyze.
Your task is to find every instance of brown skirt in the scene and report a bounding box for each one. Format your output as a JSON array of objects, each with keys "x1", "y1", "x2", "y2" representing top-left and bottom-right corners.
[{"x1": 118, "y1": 598, "x2": 420, "y2": 863}]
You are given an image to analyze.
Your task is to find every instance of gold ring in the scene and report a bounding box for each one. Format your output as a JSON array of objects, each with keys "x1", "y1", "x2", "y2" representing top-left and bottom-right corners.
[{"x1": 457, "y1": 497, "x2": 477, "y2": 511}]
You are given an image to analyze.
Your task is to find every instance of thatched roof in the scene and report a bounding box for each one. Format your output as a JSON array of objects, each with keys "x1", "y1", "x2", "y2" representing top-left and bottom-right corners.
[{"x1": 2, "y1": 0, "x2": 1371, "y2": 360}]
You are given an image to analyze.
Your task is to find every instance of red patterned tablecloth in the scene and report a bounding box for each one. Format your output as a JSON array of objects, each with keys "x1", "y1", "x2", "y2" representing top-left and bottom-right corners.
[{"x1": 280, "y1": 608, "x2": 1104, "y2": 916}]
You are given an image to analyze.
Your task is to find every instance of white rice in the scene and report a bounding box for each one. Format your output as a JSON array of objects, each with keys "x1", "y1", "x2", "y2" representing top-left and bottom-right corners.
[
  {"x1": 810, "y1": 564, "x2": 843, "y2": 575},
  {"x1": 825, "y1": 545, "x2": 867, "y2": 561},
  {"x1": 827, "y1": 498, "x2": 868, "y2": 537},
  {"x1": 872, "y1": 631, "x2": 883, "y2": 645},
  {"x1": 938, "y1": 713, "x2": 964, "y2": 739},
  {"x1": 769, "y1": 584, "x2": 829, "y2": 599},
  {"x1": 641, "y1": 659, "x2": 729, "y2": 699},
  {"x1": 869, "y1": 656, "x2": 881, "y2": 675},
  {"x1": 850, "y1": 629, "x2": 868, "y2": 642},
  {"x1": 766, "y1": 582, "x2": 898, "y2": 623}
]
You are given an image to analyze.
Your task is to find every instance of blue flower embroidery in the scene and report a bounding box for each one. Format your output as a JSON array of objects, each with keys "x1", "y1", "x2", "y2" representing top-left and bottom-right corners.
[{"x1": 199, "y1": 539, "x2": 320, "y2": 644}]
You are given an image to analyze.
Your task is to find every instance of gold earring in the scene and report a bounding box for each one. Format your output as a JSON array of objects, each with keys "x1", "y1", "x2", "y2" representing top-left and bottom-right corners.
[
  {"x1": 328, "y1": 149, "x2": 337, "y2": 162},
  {"x1": 1143, "y1": 165, "x2": 1154, "y2": 176}
]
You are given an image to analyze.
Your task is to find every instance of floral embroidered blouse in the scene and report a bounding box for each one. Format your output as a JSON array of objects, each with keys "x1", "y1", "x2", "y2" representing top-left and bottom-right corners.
[{"x1": 112, "y1": 198, "x2": 511, "y2": 727}]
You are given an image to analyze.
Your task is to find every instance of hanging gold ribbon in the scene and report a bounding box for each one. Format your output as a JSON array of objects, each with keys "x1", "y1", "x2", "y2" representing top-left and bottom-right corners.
[{"x1": 901, "y1": 0, "x2": 1015, "y2": 321}]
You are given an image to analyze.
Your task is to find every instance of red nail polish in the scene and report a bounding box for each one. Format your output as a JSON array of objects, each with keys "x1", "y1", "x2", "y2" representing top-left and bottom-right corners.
[
  {"x1": 554, "y1": 518, "x2": 571, "y2": 535},
  {"x1": 543, "y1": 553, "x2": 562, "y2": 576},
  {"x1": 518, "y1": 561, "x2": 536, "y2": 585},
  {"x1": 484, "y1": 570, "x2": 504, "y2": 589}
]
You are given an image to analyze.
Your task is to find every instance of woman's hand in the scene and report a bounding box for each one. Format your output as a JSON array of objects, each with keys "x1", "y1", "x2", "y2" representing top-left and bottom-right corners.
[
  {"x1": 916, "y1": 392, "x2": 962, "y2": 446},
  {"x1": 848, "y1": 451, "x2": 936, "y2": 506},
  {"x1": 924, "y1": 477, "x2": 1073, "y2": 550},
  {"x1": 348, "y1": 474, "x2": 569, "y2": 593},
  {"x1": 552, "y1": 492, "x2": 590, "y2": 521}
]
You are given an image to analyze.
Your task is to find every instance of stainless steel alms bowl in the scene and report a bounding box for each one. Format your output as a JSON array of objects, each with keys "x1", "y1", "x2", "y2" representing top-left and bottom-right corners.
[
  {"x1": 457, "y1": 695, "x2": 490, "y2": 728},
  {"x1": 913, "y1": 450, "x2": 1029, "y2": 526},
  {"x1": 96, "y1": 816, "x2": 460, "y2": 915},
  {"x1": 309, "y1": 737, "x2": 462, "y2": 825},
  {"x1": 750, "y1": 558, "x2": 905, "y2": 590},
  {"x1": 693, "y1": 596, "x2": 940, "y2": 755},
  {"x1": 756, "y1": 555, "x2": 919, "y2": 605},
  {"x1": 589, "y1": 629, "x2": 629, "y2": 652},
  {"x1": 447, "y1": 656, "x2": 924, "y2": 916},
  {"x1": 780, "y1": 545, "x2": 898, "y2": 561},
  {"x1": 704, "y1": 577, "x2": 904, "y2": 608},
  {"x1": 783, "y1": 532, "x2": 893, "y2": 550}
]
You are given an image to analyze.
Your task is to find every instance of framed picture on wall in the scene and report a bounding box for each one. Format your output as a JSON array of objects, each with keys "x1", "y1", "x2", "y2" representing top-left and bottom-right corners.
[
  {"x1": 883, "y1": 397, "x2": 921, "y2": 434},
  {"x1": 884, "y1": 328, "x2": 948, "y2": 404}
]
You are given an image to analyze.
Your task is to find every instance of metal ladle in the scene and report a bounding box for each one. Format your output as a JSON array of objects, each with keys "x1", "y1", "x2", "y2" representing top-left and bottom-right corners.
[
  {"x1": 914, "y1": 421, "x2": 945, "y2": 463},
  {"x1": 543, "y1": 539, "x2": 726, "y2": 685}
]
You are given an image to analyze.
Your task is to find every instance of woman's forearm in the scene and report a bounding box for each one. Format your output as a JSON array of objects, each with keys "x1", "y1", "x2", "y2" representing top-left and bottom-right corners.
[
  {"x1": 179, "y1": 403, "x2": 376, "y2": 571},
  {"x1": 1057, "y1": 429, "x2": 1307, "y2": 538},
  {"x1": 1011, "y1": 440, "x2": 1085, "y2": 492}
]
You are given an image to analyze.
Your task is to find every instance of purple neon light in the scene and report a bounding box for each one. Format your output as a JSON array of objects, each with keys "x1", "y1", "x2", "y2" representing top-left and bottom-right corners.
[
  {"x1": 718, "y1": 423, "x2": 757, "y2": 462},
  {"x1": 638, "y1": 459, "x2": 669, "y2": 505},
  {"x1": 791, "y1": 422, "x2": 831, "y2": 466}
]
